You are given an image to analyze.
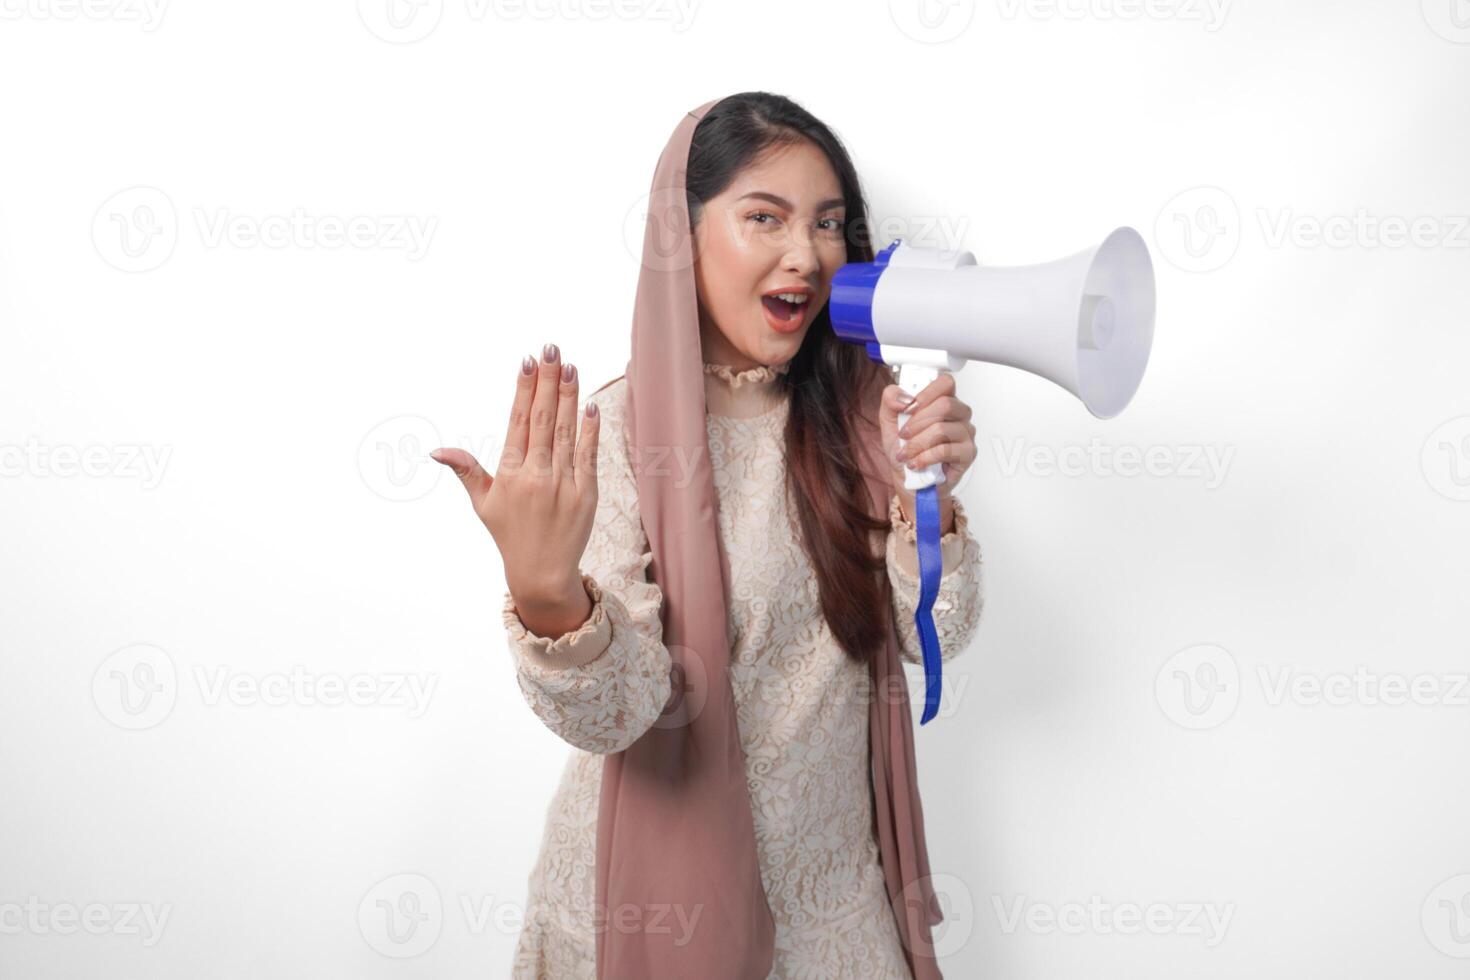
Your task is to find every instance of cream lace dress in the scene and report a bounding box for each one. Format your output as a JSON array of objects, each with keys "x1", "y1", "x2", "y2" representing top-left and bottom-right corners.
[{"x1": 501, "y1": 359, "x2": 984, "y2": 980}]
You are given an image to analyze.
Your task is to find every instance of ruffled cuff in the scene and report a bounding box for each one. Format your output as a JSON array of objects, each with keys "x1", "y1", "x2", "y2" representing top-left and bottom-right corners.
[
  {"x1": 888, "y1": 493, "x2": 970, "y2": 580},
  {"x1": 502, "y1": 573, "x2": 614, "y2": 671}
]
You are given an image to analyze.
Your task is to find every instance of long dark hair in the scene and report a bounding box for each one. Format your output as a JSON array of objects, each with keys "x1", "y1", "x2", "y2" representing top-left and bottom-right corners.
[{"x1": 685, "y1": 92, "x2": 895, "y2": 664}]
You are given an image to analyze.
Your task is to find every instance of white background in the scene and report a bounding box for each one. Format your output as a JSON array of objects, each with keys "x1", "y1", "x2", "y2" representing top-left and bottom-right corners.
[{"x1": 2, "y1": 0, "x2": 1468, "y2": 977}]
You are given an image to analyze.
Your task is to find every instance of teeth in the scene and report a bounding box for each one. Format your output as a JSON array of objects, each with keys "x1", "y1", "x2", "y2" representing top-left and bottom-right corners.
[{"x1": 773, "y1": 292, "x2": 809, "y2": 304}]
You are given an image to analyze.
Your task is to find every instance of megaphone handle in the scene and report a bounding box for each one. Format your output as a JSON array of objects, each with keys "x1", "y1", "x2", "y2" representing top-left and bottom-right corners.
[{"x1": 896, "y1": 362, "x2": 949, "y2": 492}]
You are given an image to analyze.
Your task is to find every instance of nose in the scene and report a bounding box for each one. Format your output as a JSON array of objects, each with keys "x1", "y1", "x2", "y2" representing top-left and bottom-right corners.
[{"x1": 781, "y1": 234, "x2": 820, "y2": 279}]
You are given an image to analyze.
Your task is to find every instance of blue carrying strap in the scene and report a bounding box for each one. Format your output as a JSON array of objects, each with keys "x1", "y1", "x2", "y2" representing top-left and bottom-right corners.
[{"x1": 913, "y1": 485, "x2": 945, "y2": 725}]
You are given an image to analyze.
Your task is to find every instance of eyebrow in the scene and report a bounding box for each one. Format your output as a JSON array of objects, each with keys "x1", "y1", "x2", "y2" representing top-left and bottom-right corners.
[{"x1": 737, "y1": 191, "x2": 845, "y2": 212}]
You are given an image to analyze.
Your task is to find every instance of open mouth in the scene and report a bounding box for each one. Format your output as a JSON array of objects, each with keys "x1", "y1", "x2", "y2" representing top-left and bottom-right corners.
[
  {"x1": 762, "y1": 295, "x2": 803, "y2": 321},
  {"x1": 761, "y1": 294, "x2": 811, "y2": 332}
]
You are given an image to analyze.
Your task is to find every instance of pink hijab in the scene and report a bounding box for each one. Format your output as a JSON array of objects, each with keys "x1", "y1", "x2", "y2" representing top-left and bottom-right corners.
[{"x1": 597, "y1": 96, "x2": 944, "y2": 979}]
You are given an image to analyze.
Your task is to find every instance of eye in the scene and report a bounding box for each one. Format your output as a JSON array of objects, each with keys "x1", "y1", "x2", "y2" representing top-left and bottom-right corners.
[
  {"x1": 747, "y1": 210, "x2": 780, "y2": 225},
  {"x1": 818, "y1": 217, "x2": 845, "y2": 232}
]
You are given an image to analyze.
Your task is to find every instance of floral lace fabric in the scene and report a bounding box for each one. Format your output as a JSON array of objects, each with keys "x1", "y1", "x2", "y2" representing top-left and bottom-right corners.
[{"x1": 501, "y1": 366, "x2": 984, "y2": 979}]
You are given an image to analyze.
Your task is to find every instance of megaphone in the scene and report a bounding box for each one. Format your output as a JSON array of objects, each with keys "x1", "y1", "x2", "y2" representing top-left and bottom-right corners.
[{"x1": 831, "y1": 226, "x2": 1156, "y2": 492}]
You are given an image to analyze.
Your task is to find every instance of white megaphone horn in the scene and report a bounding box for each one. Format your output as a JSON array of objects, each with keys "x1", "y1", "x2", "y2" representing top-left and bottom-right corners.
[{"x1": 830, "y1": 226, "x2": 1157, "y2": 491}]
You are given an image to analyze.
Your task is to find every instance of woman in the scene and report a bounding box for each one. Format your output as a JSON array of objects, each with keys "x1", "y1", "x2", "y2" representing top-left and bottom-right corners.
[{"x1": 432, "y1": 92, "x2": 984, "y2": 979}]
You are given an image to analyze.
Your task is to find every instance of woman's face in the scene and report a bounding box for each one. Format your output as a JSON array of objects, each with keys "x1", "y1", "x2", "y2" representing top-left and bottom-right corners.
[{"x1": 692, "y1": 139, "x2": 848, "y2": 370}]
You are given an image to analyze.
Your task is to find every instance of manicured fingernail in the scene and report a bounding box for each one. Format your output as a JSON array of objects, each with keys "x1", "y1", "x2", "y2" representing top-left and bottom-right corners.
[
  {"x1": 543, "y1": 343, "x2": 559, "y2": 362},
  {"x1": 896, "y1": 391, "x2": 915, "y2": 406},
  {"x1": 562, "y1": 363, "x2": 575, "y2": 383},
  {"x1": 522, "y1": 355, "x2": 535, "y2": 375},
  {"x1": 586, "y1": 401, "x2": 598, "y2": 417}
]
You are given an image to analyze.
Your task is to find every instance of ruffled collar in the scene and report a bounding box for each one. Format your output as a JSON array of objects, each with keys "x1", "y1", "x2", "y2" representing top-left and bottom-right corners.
[
  {"x1": 702, "y1": 359, "x2": 791, "y2": 420},
  {"x1": 702, "y1": 359, "x2": 792, "y2": 388}
]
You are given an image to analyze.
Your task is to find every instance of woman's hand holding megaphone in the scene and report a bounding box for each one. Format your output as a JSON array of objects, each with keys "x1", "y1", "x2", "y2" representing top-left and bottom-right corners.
[
  {"x1": 880, "y1": 372, "x2": 977, "y2": 530},
  {"x1": 430, "y1": 343, "x2": 601, "y2": 640}
]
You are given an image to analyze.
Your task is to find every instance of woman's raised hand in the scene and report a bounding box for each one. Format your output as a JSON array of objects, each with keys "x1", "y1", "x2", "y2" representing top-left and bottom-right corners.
[{"x1": 430, "y1": 343, "x2": 600, "y2": 624}]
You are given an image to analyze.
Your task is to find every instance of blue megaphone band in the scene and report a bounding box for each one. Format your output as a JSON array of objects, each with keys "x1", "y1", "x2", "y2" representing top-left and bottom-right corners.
[
  {"x1": 914, "y1": 485, "x2": 945, "y2": 725},
  {"x1": 830, "y1": 239, "x2": 902, "y2": 365}
]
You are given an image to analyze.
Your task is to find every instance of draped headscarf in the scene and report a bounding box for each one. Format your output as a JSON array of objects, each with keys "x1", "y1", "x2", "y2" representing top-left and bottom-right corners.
[{"x1": 596, "y1": 96, "x2": 945, "y2": 979}]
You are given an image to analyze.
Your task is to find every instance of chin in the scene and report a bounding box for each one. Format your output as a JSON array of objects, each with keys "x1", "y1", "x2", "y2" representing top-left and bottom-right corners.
[{"x1": 760, "y1": 335, "x2": 806, "y2": 361}]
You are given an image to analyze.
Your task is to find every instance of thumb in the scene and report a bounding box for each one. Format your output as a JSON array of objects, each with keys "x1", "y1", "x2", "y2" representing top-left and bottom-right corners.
[{"x1": 430, "y1": 447, "x2": 492, "y2": 502}]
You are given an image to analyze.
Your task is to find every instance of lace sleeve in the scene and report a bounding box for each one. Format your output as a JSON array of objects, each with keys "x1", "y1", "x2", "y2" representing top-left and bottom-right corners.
[
  {"x1": 501, "y1": 383, "x2": 673, "y2": 755},
  {"x1": 886, "y1": 493, "x2": 984, "y2": 666}
]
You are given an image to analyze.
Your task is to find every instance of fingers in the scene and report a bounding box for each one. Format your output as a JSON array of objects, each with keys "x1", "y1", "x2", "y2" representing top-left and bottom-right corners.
[
  {"x1": 573, "y1": 399, "x2": 600, "y2": 496},
  {"x1": 502, "y1": 353, "x2": 538, "y2": 470},
  {"x1": 553, "y1": 360, "x2": 579, "y2": 479},
  {"x1": 429, "y1": 447, "x2": 492, "y2": 502},
  {"x1": 881, "y1": 382, "x2": 916, "y2": 429},
  {"x1": 524, "y1": 343, "x2": 563, "y2": 475},
  {"x1": 900, "y1": 423, "x2": 978, "y2": 472},
  {"x1": 896, "y1": 417, "x2": 968, "y2": 459},
  {"x1": 897, "y1": 390, "x2": 971, "y2": 440}
]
